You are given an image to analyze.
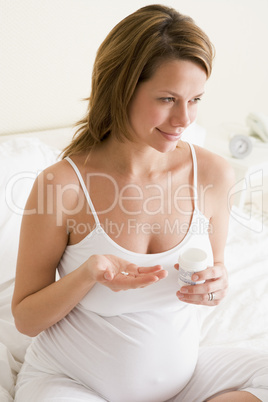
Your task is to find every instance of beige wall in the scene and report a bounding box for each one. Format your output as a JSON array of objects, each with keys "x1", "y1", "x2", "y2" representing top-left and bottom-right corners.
[{"x1": 0, "y1": 0, "x2": 267, "y2": 136}]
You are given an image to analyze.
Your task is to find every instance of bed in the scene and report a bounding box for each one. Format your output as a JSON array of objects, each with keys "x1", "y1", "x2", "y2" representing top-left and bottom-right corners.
[{"x1": 0, "y1": 124, "x2": 267, "y2": 401}]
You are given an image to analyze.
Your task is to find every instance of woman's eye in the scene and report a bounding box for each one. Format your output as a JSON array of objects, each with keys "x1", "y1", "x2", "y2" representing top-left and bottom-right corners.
[
  {"x1": 160, "y1": 97, "x2": 175, "y2": 103},
  {"x1": 189, "y1": 97, "x2": 202, "y2": 104}
]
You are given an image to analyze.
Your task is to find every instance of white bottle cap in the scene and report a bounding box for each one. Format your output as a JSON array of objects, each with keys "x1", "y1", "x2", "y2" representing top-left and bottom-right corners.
[{"x1": 178, "y1": 248, "x2": 207, "y2": 272}]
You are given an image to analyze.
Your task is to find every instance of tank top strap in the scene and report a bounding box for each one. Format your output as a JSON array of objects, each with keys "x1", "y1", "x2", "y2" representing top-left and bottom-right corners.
[
  {"x1": 65, "y1": 156, "x2": 100, "y2": 227},
  {"x1": 187, "y1": 142, "x2": 198, "y2": 210}
]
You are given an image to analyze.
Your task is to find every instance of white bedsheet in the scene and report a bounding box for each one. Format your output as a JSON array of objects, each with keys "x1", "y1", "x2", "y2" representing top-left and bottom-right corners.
[
  {"x1": 200, "y1": 211, "x2": 268, "y2": 351},
  {"x1": 0, "y1": 279, "x2": 31, "y2": 401}
]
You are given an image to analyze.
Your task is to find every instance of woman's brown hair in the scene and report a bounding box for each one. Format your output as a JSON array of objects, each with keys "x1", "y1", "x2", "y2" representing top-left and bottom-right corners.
[{"x1": 62, "y1": 4, "x2": 214, "y2": 158}]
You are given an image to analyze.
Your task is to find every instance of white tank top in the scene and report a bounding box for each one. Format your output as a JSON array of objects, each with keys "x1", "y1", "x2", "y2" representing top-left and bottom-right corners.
[{"x1": 25, "y1": 143, "x2": 214, "y2": 402}]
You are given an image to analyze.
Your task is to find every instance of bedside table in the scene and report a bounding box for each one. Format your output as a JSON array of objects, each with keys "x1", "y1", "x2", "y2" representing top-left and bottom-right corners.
[{"x1": 204, "y1": 132, "x2": 268, "y2": 211}]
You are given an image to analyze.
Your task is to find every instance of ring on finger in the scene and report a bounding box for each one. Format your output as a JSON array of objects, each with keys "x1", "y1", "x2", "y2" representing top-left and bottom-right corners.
[{"x1": 208, "y1": 292, "x2": 215, "y2": 301}]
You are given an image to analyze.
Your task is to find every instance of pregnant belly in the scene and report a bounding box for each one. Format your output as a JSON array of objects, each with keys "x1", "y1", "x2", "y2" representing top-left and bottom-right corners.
[{"x1": 35, "y1": 307, "x2": 200, "y2": 402}]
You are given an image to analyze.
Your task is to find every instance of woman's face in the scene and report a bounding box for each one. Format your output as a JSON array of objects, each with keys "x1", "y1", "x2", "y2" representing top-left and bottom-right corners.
[{"x1": 127, "y1": 59, "x2": 207, "y2": 153}]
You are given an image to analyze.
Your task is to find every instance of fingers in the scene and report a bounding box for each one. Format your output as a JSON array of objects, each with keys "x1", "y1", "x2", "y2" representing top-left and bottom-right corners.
[
  {"x1": 122, "y1": 273, "x2": 161, "y2": 290},
  {"x1": 174, "y1": 263, "x2": 226, "y2": 281},
  {"x1": 131, "y1": 264, "x2": 168, "y2": 281},
  {"x1": 100, "y1": 256, "x2": 168, "y2": 291},
  {"x1": 177, "y1": 286, "x2": 228, "y2": 306},
  {"x1": 124, "y1": 263, "x2": 164, "y2": 276},
  {"x1": 176, "y1": 263, "x2": 228, "y2": 306},
  {"x1": 137, "y1": 265, "x2": 165, "y2": 274},
  {"x1": 104, "y1": 270, "x2": 164, "y2": 291},
  {"x1": 104, "y1": 263, "x2": 166, "y2": 279},
  {"x1": 190, "y1": 264, "x2": 227, "y2": 283},
  {"x1": 103, "y1": 255, "x2": 166, "y2": 277}
]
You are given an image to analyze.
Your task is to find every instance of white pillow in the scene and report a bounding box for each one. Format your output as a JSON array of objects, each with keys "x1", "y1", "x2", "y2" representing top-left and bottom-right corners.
[{"x1": 0, "y1": 137, "x2": 60, "y2": 283}]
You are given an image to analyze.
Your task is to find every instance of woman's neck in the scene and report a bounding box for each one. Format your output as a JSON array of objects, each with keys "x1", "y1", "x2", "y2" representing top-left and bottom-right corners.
[{"x1": 93, "y1": 136, "x2": 176, "y2": 180}]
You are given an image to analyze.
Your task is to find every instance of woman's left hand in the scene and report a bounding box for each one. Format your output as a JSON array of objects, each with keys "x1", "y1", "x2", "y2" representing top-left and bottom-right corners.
[{"x1": 174, "y1": 263, "x2": 228, "y2": 306}]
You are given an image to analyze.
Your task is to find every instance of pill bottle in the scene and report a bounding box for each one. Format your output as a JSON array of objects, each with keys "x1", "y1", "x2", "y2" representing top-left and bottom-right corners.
[{"x1": 178, "y1": 247, "x2": 207, "y2": 289}]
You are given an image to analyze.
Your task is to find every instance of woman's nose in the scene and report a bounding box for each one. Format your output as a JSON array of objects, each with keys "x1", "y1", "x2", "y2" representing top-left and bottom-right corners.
[{"x1": 170, "y1": 103, "x2": 191, "y2": 128}]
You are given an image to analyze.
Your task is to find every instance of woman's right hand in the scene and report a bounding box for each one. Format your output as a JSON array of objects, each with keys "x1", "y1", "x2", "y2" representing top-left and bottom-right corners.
[{"x1": 87, "y1": 254, "x2": 168, "y2": 292}]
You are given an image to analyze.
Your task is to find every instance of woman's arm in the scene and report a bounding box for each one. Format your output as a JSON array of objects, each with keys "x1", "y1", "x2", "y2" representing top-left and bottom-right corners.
[
  {"x1": 12, "y1": 163, "x2": 166, "y2": 337},
  {"x1": 12, "y1": 163, "x2": 93, "y2": 336},
  {"x1": 176, "y1": 149, "x2": 235, "y2": 305}
]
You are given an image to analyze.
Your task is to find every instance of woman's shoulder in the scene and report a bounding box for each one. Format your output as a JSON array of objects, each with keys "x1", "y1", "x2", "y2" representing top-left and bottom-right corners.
[
  {"x1": 40, "y1": 152, "x2": 90, "y2": 185},
  {"x1": 193, "y1": 145, "x2": 235, "y2": 218},
  {"x1": 33, "y1": 156, "x2": 86, "y2": 216},
  {"x1": 194, "y1": 144, "x2": 235, "y2": 188},
  {"x1": 39, "y1": 158, "x2": 77, "y2": 185}
]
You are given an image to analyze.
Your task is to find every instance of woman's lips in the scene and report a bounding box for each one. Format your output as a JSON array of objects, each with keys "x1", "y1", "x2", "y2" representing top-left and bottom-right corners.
[{"x1": 157, "y1": 128, "x2": 183, "y2": 141}]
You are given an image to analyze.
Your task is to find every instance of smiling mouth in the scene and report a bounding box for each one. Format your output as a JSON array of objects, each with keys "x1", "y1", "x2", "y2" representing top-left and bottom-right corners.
[{"x1": 156, "y1": 128, "x2": 183, "y2": 141}]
